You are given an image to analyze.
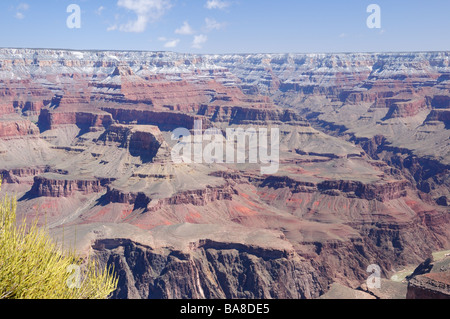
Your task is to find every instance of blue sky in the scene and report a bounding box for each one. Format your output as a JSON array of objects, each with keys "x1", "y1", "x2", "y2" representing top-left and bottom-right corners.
[{"x1": 0, "y1": 0, "x2": 449, "y2": 53}]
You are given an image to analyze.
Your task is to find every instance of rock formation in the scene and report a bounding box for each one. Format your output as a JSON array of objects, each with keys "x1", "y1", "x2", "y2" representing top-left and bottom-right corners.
[
  {"x1": 0, "y1": 48, "x2": 448, "y2": 299},
  {"x1": 406, "y1": 255, "x2": 450, "y2": 299}
]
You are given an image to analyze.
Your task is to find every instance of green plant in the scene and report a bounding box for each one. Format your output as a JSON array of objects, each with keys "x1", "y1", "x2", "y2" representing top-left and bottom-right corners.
[{"x1": 0, "y1": 179, "x2": 118, "y2": 299}]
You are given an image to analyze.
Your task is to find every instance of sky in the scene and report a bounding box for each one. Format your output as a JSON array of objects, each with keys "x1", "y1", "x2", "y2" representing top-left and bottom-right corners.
[{"x1": 0, "y1": 0, "x2": 449, "y2": 54}]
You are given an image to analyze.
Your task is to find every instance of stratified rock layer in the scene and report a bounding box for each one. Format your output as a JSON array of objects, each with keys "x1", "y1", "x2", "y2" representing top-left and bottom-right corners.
[
  {"x1": 406, "y1": 256, "x2": 450, "y2": 299},
  {"x1": 0, "y1": 49, "x2": 448, "y2": 299}
]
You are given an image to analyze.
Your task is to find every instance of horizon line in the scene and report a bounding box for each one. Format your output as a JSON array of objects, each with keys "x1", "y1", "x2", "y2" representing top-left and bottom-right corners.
[{"x1": 0, "y1": 47, "x2": 449, "y2": 56}]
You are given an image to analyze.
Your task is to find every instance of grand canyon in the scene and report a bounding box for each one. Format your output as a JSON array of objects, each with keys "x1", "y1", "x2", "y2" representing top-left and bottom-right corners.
[{"x1": 0, "y1": 48, "x2": 448, "y2": 299}]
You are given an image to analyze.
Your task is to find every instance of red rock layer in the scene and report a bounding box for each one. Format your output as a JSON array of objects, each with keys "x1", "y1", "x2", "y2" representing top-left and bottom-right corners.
[
  {"x1": 0, "y1": 119, "x2": 39, "y2": 138},
  {"x1": 38, "y1": 109, "x2": 114, "y2": 130},
  {"x1": 104, "y1": 184, "x2": 237, "y2": 210}
]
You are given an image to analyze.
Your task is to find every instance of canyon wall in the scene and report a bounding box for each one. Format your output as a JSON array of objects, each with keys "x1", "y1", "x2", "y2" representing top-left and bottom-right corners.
[{"x1": 0, "y1": 49, "x2": 448, "y2": 299}]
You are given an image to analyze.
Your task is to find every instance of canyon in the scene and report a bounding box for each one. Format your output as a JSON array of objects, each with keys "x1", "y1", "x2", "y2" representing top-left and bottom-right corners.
[{"x1": 0, "y1": 49, "x2": 448, "y2": 299}]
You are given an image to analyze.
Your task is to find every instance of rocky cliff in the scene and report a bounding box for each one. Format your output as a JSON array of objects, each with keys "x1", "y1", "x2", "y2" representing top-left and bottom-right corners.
[
  {"x1": 98, "y1": 124, "x2": 167, "y2": 163},
  {"x1": 406, "y1": 255, "x2": 450, "y2": 299},
  {"x1": 0, "y1": 118, "x2": 39, "y2": 138},
  {"x1": 30, "y1": 175, "x2": 114, "y2": 197},
  {"x1": 0, "y1": 48, "x2": 449, "y2": 299},
  {"x1": 93, "y1": 235, "x2": 327, "y2": 299}
]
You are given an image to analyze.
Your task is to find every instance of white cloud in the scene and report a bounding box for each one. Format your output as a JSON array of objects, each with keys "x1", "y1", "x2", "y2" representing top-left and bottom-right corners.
[
  {"x1": 164, "y1": 39, "x2": 180, "y2": 48},
  {"x1": 17, "y1": 3, "x2": 29, "y2": 11},
  {"x1": 158, "y1": 37, "x2": 179, "y2": 48},
  {"x1": 192, "y1": 34, "x2": 208, "y2": 49},
  {"x1": 205, "y1": 0, "x2": 230, "y2": 10},
  {"x1": 15, "y1": 12, "x2": 25, "y2": 20},
  {"x1": 175, "y1": 21, "x2": 194, "y2": 35},
  {"x1": 107, "y1": 24, "x2": 118, "y2": 31},
  {"x1": 117, "y1": 0, "x2": 172, "y2": 33},
  {"x1": 204, "y1": 18, "x2": 226, "y2": 31},
  {"x1": 338, "y1": 33, "x2": 348, "y2": 38},
  {"x1": 15, "y1": 3, "x2": 29, "y2": 20},
  {"x1": 96, "y1": 6, "x2": 105, "y2": 16}
]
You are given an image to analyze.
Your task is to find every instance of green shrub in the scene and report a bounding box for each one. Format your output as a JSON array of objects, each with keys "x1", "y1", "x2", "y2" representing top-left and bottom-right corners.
[{"x1": 0, "y1": 179, "x2": 118, "y2": 299}]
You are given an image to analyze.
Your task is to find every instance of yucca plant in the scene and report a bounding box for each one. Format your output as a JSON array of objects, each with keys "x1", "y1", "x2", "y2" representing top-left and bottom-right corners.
[{"x1": 0, "y1": 179, "x2": 118, "y2": 299}]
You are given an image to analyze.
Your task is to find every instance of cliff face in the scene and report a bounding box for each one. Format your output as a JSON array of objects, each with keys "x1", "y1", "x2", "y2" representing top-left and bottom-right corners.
[
  {"x1": 30, "y1": 175, "x2": 114, "y2": 197},
  {"x1": 317, "y1": 179, "x2": 409, "y2": 201},
  {"x1": 406, "y1": 256, "x2": 450, "y2": 299},
  {"x1": 258, "y1": 175, "x2": 409, "y2": 201},
  {"x1": 99, "y1": 107, "x2": 203, "y2": 130},
  {"x1": 98, "y1": 124, "x2": 166, "y2": 163},
  {"x1": 0, "y1": 119, "x2": 39, "y2": 138},
  {"x1": 103, "y1": 183, "x2": 237, "y2": 212},
  {"x1": 0, "y1": 166, "x2": 48, "y2": 184},
  {"x1": 197, "y1": 104, "x2": 309, "y2": 126},
  {"x1": 0, "y1": 49, "x2": 449, "y2": 299},
  {"x1": 38, "y1": 109, "x2": 114, "y2": 131},
  {"x1": 94, "y1": 237, "x2": 328, "y2": 299},
  {"x1": 407, "y1": 273, "x2": 450, "y2": 299}
]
